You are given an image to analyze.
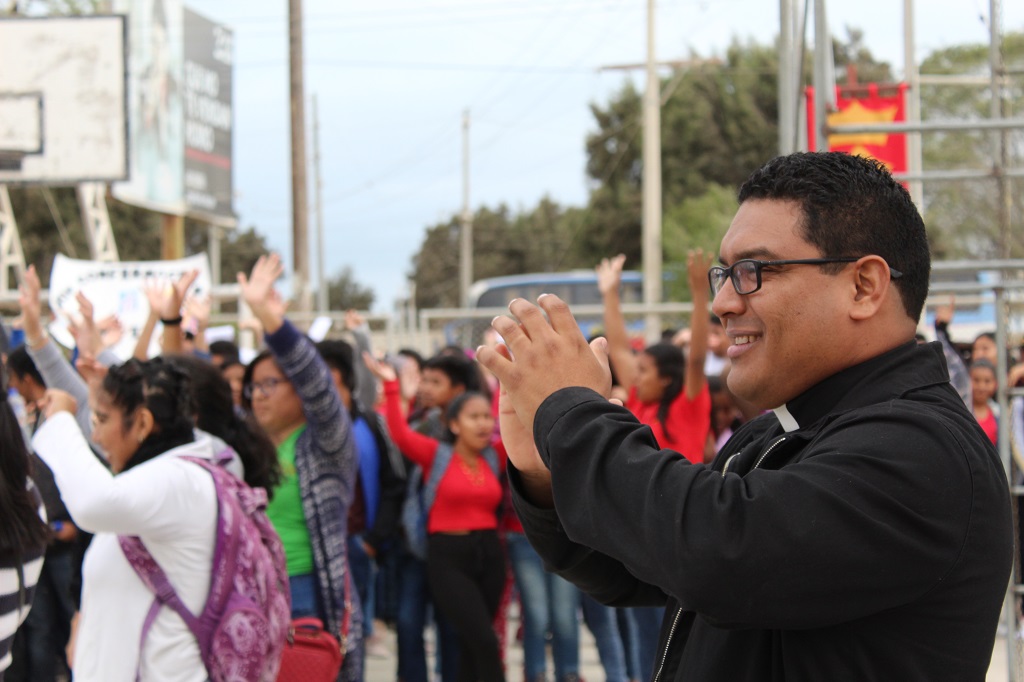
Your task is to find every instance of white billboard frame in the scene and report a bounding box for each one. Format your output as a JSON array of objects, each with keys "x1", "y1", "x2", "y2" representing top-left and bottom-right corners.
[{"x1": 0, "y1": 15, "x2": 129, "y2": 184}]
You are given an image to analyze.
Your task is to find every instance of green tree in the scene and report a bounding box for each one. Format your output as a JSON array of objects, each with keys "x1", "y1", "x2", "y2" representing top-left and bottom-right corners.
[
  {"x1": 7, "y1": 187, "x2": 162, "y2": 285},
  {"x1": 321, "y1": 266, "x2": 375, "y2": 311},
  {"x1": 662, "y1": 182, "x2": 737, "y2": 302},
  {"x1": 410, "y1": 199, "x2": 597, "y2": 309}
]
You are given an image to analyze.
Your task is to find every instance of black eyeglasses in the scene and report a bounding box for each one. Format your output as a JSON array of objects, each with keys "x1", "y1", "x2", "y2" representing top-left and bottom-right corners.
[
  {"x1": 707, "y1": 257, "x2": 903, "y2": 296},
  {"x1": 243, "y1": 377, "x2": 286, "y2": 399}
]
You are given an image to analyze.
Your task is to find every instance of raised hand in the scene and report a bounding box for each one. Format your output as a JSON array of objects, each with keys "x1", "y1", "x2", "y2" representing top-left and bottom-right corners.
[
  {"x1": 74, "y1": 353, "x2": 109, "y2": 389},
  {"x1": 73, "y1": 291, "x2": 103, "y2": 357},
  {"x1": 362, "y1": 350, "x2": 397, "y2": 383},
  {"x1": 687, "y1": 249, "x2": 713, "y2": 301},
  {"x1": 18, "y1": 265, "x2": 47, "y2": 347},
  {"x1": 935, "y1": 296, "x2": 955, "y2": 326},
  {"x1": 39, "y1": 388, "x2": 78, "y2": 419},
  {"x1": 595, "y1": 254, "x2": 626, "y2": 297},
  {"x1": 97, "y1": 315, "x2": 124, "y2": 350},
  {"x1": 344, "y1": 308, "x2": 366, "y2": 331},
  {"x1": 238, "y1": 255, "x2": 287, "y2": 334}
]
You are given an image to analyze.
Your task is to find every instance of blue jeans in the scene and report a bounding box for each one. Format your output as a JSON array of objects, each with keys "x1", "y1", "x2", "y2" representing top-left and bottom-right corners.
[
  {"x1": 580, "y1": 594, "x2": 628, "y2": 682},
  {"x1": 628, "y1": 606, "x2": 664, "y2": 682},
  {"x1": 507, "y1": 532, "x2": 580, "y2": 680},
  {"x1": 616, "y1": 608, "x2": 641, "y2": 681},
  {"x1": 394, "y1": 546, "x2": 459, "y2": 682},
  {"x1": 348, "y1": 534, "x2": 377, "y2": 638},
  {"x1": 290, "y1": 573, "x2": 321, "y2": 620}
]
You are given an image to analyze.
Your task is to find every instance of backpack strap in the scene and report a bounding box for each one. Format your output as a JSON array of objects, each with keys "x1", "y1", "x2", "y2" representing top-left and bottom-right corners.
[
  {"x1": 119, "y1": 534, "x2": 202, "y2": 682},
  {"x1": 117, "y1": 455, "x2": 237, "y2": 680},
  {"x1": 421, "y1": 443, "x2": 456, "y2": 516}
]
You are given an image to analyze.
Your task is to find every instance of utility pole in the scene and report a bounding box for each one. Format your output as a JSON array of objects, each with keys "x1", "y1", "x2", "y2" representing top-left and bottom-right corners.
[
  {"x1": 459, "y1": 109, "x2": 472, "y2": 308},
  {"x1": 313, "y1": 93, "x2": 327, "y2": 313},
  {"x1": 778, "y1": 0, "x2": 798, "y2": 155},
  {"x1": 641, "y1": 0, "x2": 662, "y2": 341},
  {"x1": 289, "y1": 0, "x2": 311, "y2": 313},
  {"x1": 903, "y1": 0, "x2": 923, "y2": 208},
  {"x1": 812, "y1": 0, "x2": 833, "y2": 152}
]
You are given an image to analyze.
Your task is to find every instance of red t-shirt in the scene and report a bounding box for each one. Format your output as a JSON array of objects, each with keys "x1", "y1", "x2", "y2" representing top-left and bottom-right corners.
[
  {"x1": 626, "y1": 383, "x2": 711, "y2": 464},
  {"x1": 383, "y1": 380, "x2": 504, "y2": 533},
  {"x1": 977, "y1": 409, "x2": 998, "y2": 445}
]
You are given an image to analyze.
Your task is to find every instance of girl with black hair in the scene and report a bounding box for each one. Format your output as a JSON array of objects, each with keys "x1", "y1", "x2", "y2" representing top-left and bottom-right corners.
[
  {"x1": 31, "y1": 357, "x2": 247, "y2": 681},
  {"x1": 0, "y1": 383, "x2": 48, "y2": 680},
  {"x1": 169, "y1": 353, "x2": 281, "y2": 495},
  {"x1": 597, "y1": 251, "x2": 712, "y2": 464},
  {"x1": 367, "y1": 355, "x2": 506, "y2": 682}
]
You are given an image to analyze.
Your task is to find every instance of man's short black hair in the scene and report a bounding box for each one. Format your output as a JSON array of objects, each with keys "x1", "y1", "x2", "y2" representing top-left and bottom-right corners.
[
  {"x1": 209, "y1": 340, "x2": 240, "y2": 365},
  {"x1": 7, "y1": 346, "x2": 44, "y2": 387},
  {"x1": 738, "y1": 152, "x2": 931, "y2": 322},
  {"x1": 316, "y1": 339, "x2": 356, "y2": 391},
  {"x1": 423, "y1": 352, "x2": 481, "y2": 393}
]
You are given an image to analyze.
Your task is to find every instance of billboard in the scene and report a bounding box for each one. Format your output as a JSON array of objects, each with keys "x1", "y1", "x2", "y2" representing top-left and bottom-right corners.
[
  {"x1": 183, "y1": 8, "x2": 233, "y2": 219},
  {"x1": 113, "y1": 1, "x2": 234, "y2": 224},
  {"x1": 805, "y1": 83, "x2": 908, "y2": 175},
  {"x1": 0, "y1": 15, "x2": 128, "y2": 183}
]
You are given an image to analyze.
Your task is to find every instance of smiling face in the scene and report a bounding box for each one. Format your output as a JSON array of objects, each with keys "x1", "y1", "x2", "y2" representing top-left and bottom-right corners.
[
  {"x1": 712, "y1": 199, "x2": 859, "y2": 409},
  {"x1": 248, "y1": 357, "x2": 305, "y2": 444}
]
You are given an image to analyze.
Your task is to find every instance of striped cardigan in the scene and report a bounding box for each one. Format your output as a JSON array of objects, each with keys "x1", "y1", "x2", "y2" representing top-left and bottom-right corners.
[{"x1": 264, "y1": 320, "x2": 363, "y2": 681}]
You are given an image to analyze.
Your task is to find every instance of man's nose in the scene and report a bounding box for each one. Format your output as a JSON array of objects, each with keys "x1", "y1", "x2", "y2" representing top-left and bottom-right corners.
[{"x1": 711, "y1": 279, "x2": 744, "y2": 318}]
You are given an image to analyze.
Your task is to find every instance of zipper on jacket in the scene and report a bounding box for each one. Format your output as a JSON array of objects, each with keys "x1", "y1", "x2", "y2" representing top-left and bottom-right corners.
[
  {"x1": 753, "y1": 435, "x2": 787, "y2": 470},
  {"x1": 652, "y1": 605, "x2": 683, "y2": 682},
  {"x1": 720, "y1": 435, "x2": 787, "y2": 477}
]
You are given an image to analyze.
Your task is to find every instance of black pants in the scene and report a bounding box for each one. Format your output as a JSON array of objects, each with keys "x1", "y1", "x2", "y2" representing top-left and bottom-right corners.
[{"x1": 426, "y1": 530, "x2": 506, "y2": 682}]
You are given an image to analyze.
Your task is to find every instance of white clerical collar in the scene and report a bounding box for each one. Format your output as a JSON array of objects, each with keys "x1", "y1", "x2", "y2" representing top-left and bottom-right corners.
[{"x1": 773, "y1": 404, "x2": 800, "y2": 432}]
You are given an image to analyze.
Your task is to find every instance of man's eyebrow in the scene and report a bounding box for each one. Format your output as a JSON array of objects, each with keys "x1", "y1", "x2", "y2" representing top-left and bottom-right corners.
[{"x1": 719, "y1": 248, "x2": 780, "y2": 264}]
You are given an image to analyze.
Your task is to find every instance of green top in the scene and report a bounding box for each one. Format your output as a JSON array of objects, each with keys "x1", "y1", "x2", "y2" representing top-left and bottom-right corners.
[{"x1": 266, "y1": 425, "x2": 314, "y2": 576}]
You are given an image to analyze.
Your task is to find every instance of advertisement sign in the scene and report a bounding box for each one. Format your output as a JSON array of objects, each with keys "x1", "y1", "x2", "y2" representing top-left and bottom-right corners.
[
  {"x1": 113, "y1": 1, "x2": 234, "y2": 223},
  {"x1": 183, "y1": 8, "x2": 233, "y2": 219},
  {"x1": 805, "y1": 83, "x2": 908, "y2": 175},
  {"x1": 48, "y1": 253, "x2": 211, "y2": 360}
]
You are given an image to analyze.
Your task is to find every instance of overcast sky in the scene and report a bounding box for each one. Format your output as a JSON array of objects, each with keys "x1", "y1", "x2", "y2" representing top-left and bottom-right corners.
[{"x1": 194, "y1": 0, "x2": 1023, "y2": 312}]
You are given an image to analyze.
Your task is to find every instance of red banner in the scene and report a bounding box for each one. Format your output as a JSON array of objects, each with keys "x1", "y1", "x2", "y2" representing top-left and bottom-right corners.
[{"x1": 806, "y1": 83, "x2": 908, "y2": 174}]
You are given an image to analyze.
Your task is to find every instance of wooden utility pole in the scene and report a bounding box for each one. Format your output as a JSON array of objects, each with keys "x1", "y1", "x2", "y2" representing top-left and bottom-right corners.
[
  {"x1": 289, "y1": 0, "x2": 311, "y2": 312},
  {"x1": 313, "y1": 94, "x2": 327, "y2": 313},
  {"x1": 459, "y1": 109, "x2": 472, "y2": 308},
  {"x1": 641, "y1": 0, "x2": 662, "y2": 342}
]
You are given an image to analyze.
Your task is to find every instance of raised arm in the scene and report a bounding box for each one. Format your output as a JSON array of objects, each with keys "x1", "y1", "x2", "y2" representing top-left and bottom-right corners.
[
  {"x1": 241, "y1": 255, "x2": 351, "y2": 458},
  {"x1": 20, "y1": 266, "x2": 92, "y2": 436},
  {"x1": 363, "y1": 351, "x2": 439, "y2": 467},
  {"x1": 345, "y1": 309, "x2": 378, "y2": 411},
  {"x1": 597, "y1": 254, "x2": 638, "y2": 392},
  {"x1": 682, "y1": 250, "x2": 711, "y2": 400}
]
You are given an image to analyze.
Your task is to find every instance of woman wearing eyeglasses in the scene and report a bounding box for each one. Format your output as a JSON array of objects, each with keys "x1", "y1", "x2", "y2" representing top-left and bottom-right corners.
[{"x1": 239, "y1": 254, "x2": 363, "y2": 682}]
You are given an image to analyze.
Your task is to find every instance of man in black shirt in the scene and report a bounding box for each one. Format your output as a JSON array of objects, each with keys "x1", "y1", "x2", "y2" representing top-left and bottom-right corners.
[{"x1": 479, "y1": 152, "x2": 1012, "y2": 682}]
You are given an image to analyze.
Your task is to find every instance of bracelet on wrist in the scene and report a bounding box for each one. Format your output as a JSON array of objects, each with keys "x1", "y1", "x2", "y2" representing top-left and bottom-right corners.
[{"x1": 161, "y1": 316, "x2": 184, "y2": 326}]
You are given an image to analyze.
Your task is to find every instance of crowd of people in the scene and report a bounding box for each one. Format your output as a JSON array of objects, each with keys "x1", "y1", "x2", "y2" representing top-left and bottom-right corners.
[{"x1": 0, "y1": 151, "x2": 1022, "y2": 682}]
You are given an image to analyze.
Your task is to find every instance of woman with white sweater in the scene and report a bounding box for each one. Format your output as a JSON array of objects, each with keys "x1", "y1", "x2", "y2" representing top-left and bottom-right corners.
[{"x1": 33, "y1": 358, "x2": 244, "y2": 681}]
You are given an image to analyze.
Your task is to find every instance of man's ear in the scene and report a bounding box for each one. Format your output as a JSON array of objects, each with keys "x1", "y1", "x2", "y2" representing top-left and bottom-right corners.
[{"x1": 849, "y1": 256, "x2": 892, "y2": 321}]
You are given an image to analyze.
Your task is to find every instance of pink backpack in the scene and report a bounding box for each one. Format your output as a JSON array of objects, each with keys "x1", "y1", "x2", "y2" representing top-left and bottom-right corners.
[{"x1": 119, "y1": 454, "x2": 291, "y2": 682}]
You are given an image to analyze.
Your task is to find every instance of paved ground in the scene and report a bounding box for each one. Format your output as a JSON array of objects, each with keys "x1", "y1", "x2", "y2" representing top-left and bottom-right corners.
[{"x1": 363, "y1": 611, "x2": 1017, "y2": 682}]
